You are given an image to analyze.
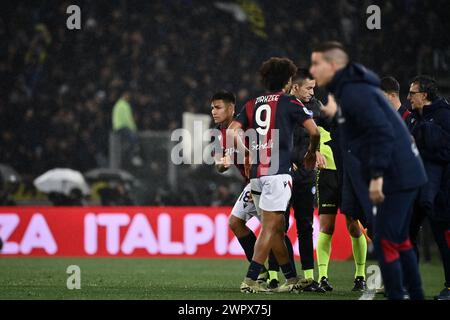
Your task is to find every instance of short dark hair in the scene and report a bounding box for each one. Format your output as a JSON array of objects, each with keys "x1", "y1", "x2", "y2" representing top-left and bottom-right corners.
[
  {"x1": 292, "y1": 68, "x2": 313, "y2": 84},
  {"x1": 380, "y1": 76, "x2": 400, "y2": 95},
  {"x1": 411, "y1": 76, "x2": 439, "y2": 102},
  {"x1": 259, "y1": 57, "x2": 297, "y2": 91},
  {"x1": 313, "y1": 41, "x2": 348, "y2": 54},
  {"x1": 211, "y1": 90, "x2": 236, "y2": 105},
  {"x1": 314, "y1": 40, "x2": 346, "y2": 50},
  {"x1": 312, "y1": 41, "x2": 349, "y2": 64}
]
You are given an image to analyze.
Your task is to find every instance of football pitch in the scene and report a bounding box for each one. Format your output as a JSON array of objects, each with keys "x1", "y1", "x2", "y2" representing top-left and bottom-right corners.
[{"x1": 0, "y1": 257, "x2": 444, "y2": 300}]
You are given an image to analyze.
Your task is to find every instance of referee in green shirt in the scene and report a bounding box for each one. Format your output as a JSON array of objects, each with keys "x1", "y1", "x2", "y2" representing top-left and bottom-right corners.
[
  {"x1": 315, "y1": 123, "x2": 368, "y2": 292},
  {"x1": 112, "y1": 91, "x2": 142, "y2": 167}
]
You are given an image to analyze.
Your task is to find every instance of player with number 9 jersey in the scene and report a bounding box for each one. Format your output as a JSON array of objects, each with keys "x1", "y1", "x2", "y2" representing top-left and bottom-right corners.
[
  {"x1": 235, "y1": 92, "x2": 315, "y2": 178},
  {"x1": 228, "y1": 57, "x2": 321, "y2": 294}
]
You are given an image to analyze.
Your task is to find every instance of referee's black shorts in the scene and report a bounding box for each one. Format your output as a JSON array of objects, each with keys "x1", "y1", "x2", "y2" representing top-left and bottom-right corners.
[{"x1": 316, "y1": 169, "x2": 341, "y2": 215}]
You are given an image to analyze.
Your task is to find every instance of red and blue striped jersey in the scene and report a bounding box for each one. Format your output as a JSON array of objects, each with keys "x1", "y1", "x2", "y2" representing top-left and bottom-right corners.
[
  {"x1": 235, "y1": 92, "x2": 312, "y2": 178},
  {"x1": 215, "y1": 124, "x2": 248, "y2": 181}
]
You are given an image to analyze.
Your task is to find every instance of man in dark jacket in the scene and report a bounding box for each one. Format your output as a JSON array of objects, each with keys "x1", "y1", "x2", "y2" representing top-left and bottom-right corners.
[
  {"x1": 289, "y1": 71, "x2": 368, "y2": 292},
  {"x1": 380, "y1": 76, "x2": 411, "y2": 121},
  {"x1": 281, "y1": 69, "x2": 326, "y2": 292},
  {"x1": 406, "y1": 76, "x2": 450, "y2": 300},
  {"x1": 310, "y1": 41, "x2": 428, "y2": 300}
]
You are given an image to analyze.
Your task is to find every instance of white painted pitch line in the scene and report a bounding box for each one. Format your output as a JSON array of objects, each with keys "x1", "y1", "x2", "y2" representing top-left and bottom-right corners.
[{"x1": 358, "y1": 289, "x2": 376, "y2": 300}]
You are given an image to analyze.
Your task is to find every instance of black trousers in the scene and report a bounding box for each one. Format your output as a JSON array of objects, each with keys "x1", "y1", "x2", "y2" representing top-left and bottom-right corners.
[
  {"x1": 410, "y1": 204, "x2": 450, "y2": 287},
  {"x1": 289, "y1": 177, "x2": 315, "y2": 271},
  {"x1": 373, "y1": 188, "x2": 423, "y2": 300},
  {"x1": 410, "y1": 161, "x2": 450, "y2": 288}
]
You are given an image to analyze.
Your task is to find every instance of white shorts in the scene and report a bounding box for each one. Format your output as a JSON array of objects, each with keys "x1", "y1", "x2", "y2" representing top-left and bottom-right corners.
[
  {"x1": 230, "y1": 183, "x2": 259, "y2": 222},
  {"x1": 250, "y1": 174, "x2": 292, "y2": 214}
]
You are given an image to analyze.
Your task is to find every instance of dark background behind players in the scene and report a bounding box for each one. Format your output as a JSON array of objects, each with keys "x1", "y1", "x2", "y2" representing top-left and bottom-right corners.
[{"x1": 1, "y1": 1, "x2": 450, "y2": 207}]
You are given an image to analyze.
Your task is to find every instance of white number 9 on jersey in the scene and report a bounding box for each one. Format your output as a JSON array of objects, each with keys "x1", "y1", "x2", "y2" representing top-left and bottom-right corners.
[{"x1": 255, "y1": 104, "x2": 271, "y2": 136}]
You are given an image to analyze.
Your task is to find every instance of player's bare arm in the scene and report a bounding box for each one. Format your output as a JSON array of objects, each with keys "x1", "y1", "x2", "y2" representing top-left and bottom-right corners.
[
  {"x1": 227, "y1": 121, "x2": 250, "y2": 156},
  {"x1": 215, "y1": 155, "x2": 232, "y2": 173},
  {"x1": 227, "y1": 120, "x2": 252, "y2": 177},
  {"x1": 302, "y1": 118, "x2": 320, "y2": 170},
  {"x1": 315, "y1": 151, "x2": 327, "y2": 169}
]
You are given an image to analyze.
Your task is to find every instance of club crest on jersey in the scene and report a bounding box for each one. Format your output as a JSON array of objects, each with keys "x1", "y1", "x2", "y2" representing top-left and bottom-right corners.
[{"x1": 303, "y1": 107, "x2": 313, "y2": 117}]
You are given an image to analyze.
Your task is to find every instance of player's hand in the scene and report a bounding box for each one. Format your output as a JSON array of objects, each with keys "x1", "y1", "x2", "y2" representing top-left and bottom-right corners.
[
  {"x1": 303, "y1": 150, "x2": 316, "y2": 170},
  {"x1": 244, "y1": 154, "x2": 251, "y2": 179},
  {"x1": 369, "y1": 177, "x2": 385, "y2": 204},
  {"x1": 220, "y1": 155, "x2": 232, "y2": 169},
  {"x1": 321, "y1": 94, "x2": 338, "y2": 118},
  {"x1": 292, "y1": 163, "x2": 298, "y2": 172},
  {"x1": 315, "y1": 151, "x2": 327, "y2": 169}
]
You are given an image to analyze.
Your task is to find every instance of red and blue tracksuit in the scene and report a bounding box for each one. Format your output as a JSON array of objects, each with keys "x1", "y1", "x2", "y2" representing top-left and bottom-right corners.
[{"x1": 328, "y1": 63, "x2": 428, "y2": 299}]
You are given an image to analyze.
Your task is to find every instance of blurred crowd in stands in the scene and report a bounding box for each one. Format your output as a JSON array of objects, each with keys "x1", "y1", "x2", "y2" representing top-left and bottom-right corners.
[{"x1": 1, "y1": 0, "x2": 449, "y2": 205}]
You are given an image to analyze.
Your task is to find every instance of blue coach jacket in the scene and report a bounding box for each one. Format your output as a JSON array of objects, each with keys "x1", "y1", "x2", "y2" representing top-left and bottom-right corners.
[
  {"x1": 406, "y1": 98, "x2": 450, "y2": 221},
  {"x1": 407, "y1": 98, "x2": 450, "y2": 165},
  {"x1": 327, "y1": 63, "x2": 427, "y2": 195}
]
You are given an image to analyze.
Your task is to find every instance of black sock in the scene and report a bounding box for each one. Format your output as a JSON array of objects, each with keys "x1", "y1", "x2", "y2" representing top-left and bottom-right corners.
[
  {"x1": 238, "y1": 232, "x2": 257, "y2": 262},
  {"x1": 268, "y1": 236, "x2": 297, "y2": 273},
  {"x1": 280, "y1": 263, "x2": 297, "y2": 280},
  {"x1": 268, "y1": 250, "x2": 279, "y2": 272},
  {"x1": 246, "y1": 260, "x2": 264, "y2": 281},
  {"x1": 284, "y1": 235, "x2": 297, "y2": 274}
]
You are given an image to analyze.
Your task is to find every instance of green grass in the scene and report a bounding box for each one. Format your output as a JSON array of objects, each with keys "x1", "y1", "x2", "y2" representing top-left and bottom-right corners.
[{"x1": 0, "y1": 257, "x2": 444, "y2": 300}]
